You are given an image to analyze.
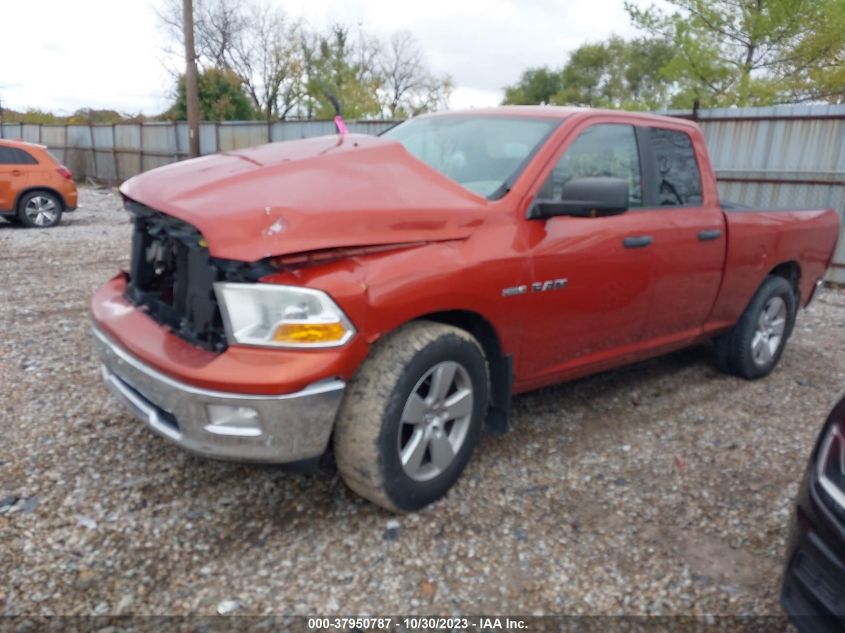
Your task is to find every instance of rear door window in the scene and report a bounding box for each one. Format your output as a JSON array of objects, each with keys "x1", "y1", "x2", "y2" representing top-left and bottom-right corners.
[
  {"x1": 648, "y1": 128, "x2": 702, "y2": 206},
  {"x1": 0, "y1": 147, "x2": 38, "y2": 165}
]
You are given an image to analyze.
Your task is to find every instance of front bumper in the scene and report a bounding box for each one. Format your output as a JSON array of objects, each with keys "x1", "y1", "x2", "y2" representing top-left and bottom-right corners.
[
  {"x1": 94, "y1": 327, "x2": 345, "y2": 463},
  {"x1": 781, "y1": 485, "x2": 845, "y2": 631}
]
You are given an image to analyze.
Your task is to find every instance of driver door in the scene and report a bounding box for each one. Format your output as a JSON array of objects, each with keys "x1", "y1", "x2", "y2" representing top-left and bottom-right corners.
[{"x1": 517, "y1": 123, "x2": 656, "y2": 384}]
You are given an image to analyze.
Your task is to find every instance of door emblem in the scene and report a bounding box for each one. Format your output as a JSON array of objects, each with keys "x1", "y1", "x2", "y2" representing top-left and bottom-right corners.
[{"x1": 502, "y1": 278, "x2": 567, "y2": 297}]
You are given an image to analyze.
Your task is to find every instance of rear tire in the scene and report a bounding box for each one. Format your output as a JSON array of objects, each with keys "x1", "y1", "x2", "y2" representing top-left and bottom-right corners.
[
  {"x1": 713, "y1": 275, "x2": 797, "y2": 379},
  {"x1": 333, "y1": 321, "x2": 489, "y2": 512},
  {"x1": 17, "y1": 191, "x2": 63, "y2": 228}
]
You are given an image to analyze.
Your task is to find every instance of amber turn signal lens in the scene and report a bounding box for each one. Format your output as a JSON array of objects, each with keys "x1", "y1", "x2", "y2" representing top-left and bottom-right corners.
[{"x1": 272, "y1": 322, "x2": 348, "y2": 344}]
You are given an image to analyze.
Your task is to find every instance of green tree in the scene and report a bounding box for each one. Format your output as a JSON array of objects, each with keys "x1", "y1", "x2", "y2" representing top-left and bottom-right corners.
[
  {"x1": 2, "y1": 108, "x2": 63, "y2": 124},
  {"x1": 626, "y1": 0, "x2": 845, "y2": 107},
  {"x1": 304, "y1": 25, "x2": 383, "y2": 119},
  {"x1": 502, "y1": 37, "x2": 674, "y2": 110},
  {"x1": 557, "y1": 37, "x2": 675, "y2": 109},
  {"x1": 502, "y1": 67, "x2": 563, "y2": 105},
  {"x1": 169, "y1": 68, "x2": 256, "y2": 120}
]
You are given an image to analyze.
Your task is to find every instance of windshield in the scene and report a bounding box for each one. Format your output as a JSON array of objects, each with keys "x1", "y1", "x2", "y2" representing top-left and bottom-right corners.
[{"x1": 381, "y1": 115, "x2": 560, "y2": 199}]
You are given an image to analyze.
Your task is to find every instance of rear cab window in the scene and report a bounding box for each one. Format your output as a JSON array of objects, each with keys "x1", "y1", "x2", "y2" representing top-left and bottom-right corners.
[{"x1": 646, "y1": 127, "x2": 702, "y2": 207}]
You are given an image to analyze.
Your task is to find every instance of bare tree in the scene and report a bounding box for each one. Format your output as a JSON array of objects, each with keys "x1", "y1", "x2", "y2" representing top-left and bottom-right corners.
[
  {"x1": 156, "y1": 2, "x2": 451, "y2": 121},
  {"x1": 156, "y1": 0, "x2": 244, "y2": 69},
  {"x1": 229, "y1": 4, "x2": 305, "y2": 120},
  {"x1": 378, "y1": 31, "x2": 452, "y2": 118},
  {"x1": 195, "y1": 0, "x2": 246, "y2": 67},
  {"x1": 157, "y1": 0, "x2": 306, "y2": 120}
]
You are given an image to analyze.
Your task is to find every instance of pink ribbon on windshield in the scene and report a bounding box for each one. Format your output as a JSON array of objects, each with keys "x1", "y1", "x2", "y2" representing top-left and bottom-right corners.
[{"x1": 334, "y1": 115, "x2": 349, "y2": 136}]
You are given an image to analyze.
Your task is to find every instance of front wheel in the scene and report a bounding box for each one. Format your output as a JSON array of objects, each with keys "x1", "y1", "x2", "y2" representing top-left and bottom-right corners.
[
  {"x1": 333, "y1": 321, "x2": 489, "y2": 512},
  {"x1": 714, "y1": 275, "x2": 797, "y2": 379}
]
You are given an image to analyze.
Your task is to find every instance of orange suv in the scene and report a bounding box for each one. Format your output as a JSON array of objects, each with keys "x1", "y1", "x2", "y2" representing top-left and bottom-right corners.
[{"x1": 0, "y1": 139, "x2": 78, "y2": 228}]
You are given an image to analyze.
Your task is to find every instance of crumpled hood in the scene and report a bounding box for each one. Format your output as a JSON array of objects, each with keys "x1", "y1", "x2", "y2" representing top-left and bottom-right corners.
[{"x1": 119, "y1": 134, "x2": 488, "y2": 261}]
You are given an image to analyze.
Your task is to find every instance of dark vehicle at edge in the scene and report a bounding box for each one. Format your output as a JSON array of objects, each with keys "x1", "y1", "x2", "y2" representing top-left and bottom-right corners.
[{"x1": 782, "y1": 393, "x2": 845, "y2": 631}]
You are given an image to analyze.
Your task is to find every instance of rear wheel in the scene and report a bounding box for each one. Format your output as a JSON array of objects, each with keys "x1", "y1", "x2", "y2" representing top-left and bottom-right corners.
[
  {"x1": 18, "y1": 191, "x2": 63, "y2": 228},
  {"x1": 333, "y1": 321, "x2": 489, "y2": 512},
  {"x1": 714, "y1": 275, "x2": 797, "y2": 379}
]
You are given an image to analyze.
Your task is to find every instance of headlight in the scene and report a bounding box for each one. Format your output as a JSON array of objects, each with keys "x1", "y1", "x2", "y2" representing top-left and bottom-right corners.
[
  {"x1": 817, "y1": 422, "x2": 845, "y2": 509},
  {"x1": 214, "y1": 282, "x2": 355, "y2": 348}
]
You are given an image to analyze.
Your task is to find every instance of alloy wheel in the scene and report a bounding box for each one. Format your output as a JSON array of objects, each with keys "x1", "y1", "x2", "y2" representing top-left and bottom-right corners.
[
  {"x1": 24, "y1": 196, "x2": 60, "y2": 227},
  {"x1": 398, "y1": 360, "x2": 474, "y2": 482},
  {"x1": 751, "y1": 295, "x2": 787, "y2": 366}
]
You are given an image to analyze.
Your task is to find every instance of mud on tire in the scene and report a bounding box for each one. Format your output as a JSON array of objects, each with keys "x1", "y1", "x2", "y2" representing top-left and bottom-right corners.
[{"x1": 333, "y1": 321, "x2": 489, "y2": 512}]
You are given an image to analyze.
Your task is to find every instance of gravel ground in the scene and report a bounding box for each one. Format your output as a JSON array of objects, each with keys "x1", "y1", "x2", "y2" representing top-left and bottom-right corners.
[{"x1": 1, "y1": 186, "x2": 844, "y2": 618}]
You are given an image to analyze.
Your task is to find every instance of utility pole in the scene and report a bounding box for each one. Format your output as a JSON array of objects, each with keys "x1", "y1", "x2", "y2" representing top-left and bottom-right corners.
[
  {"x1": 0, "y1": 93, "x2": 5, "y2": 139},
  {"x1": 182, "y1": 0, "x2": 200, "y2": 158}
]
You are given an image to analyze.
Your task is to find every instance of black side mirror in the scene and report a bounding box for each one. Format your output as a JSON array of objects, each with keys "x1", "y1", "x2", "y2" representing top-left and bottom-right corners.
[{"x1": 528, "y1": 177, "x2": 629, "y2": 220}]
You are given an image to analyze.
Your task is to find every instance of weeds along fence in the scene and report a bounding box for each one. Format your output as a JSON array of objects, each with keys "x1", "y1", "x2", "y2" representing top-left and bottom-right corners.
[{"x1": 2, "y1": 105, "x2": 844, "y2": 281}]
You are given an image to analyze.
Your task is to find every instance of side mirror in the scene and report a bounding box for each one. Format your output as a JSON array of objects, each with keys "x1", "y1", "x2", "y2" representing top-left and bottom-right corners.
[{"x1": 528, "y1": 177, "x2": 629, "y2": 220}]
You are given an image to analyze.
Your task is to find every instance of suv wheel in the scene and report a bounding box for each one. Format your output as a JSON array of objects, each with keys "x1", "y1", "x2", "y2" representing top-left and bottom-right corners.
[{"x1": 18, "y1": 191, "x2": 63, "y2": 228}]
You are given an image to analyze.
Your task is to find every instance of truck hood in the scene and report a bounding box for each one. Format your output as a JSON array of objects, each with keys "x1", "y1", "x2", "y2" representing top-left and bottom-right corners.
[{"x1": 119, "y1": 134, "x2": 488, "y2": 261}]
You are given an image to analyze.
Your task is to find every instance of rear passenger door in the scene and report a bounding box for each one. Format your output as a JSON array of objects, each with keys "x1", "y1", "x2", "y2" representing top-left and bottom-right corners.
[
  {"x1": 637, "y1": 126, "x2": 726, "y2": 344},
  {"x1": 0, "y1": 147, "x2": 33, "y2": 211}
]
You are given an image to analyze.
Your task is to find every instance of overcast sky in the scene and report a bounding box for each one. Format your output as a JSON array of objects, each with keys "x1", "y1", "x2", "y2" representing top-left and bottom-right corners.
[{"x1": 1, "y1": 0, "x2": 664, "y2": 115}]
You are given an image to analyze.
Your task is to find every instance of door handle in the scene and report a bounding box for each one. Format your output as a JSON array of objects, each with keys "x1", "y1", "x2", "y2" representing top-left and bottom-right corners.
[
  {"x1": 623, "y1": 235, "x2": 653, "y2": 249},
  {"x1": 698, "y1": 229, "x2": 722, "y2": 241},
  {"x1": 11, "y1": 170, "x2": 23, "y2": 176}
]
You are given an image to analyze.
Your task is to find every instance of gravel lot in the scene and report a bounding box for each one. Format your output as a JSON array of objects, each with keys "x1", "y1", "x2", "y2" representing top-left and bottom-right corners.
[{"x1": 1, "y1": 186, "x2": 844, "y2": 618}]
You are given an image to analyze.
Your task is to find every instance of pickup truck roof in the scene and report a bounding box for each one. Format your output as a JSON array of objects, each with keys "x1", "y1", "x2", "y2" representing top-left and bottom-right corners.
[{"x1": 420, "y1": 105, "x2": 700, "y2": 129}]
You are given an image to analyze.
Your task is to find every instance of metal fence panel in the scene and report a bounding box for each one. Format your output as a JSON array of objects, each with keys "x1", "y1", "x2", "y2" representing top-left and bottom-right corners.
[
  {"x1": 114, "y1": 124, "x2": 141, "y2": 181},
  {"x1": 64, "y1": 125, "x2": 96, "y2": 180},
  {"x1": 1, "y1": 123, "x2": 23, "y2": 139},
  {"x1": 21, "y1": 124, "x2": 41, "y2": 143},
  {"x1": 91, "y1": 125, "x2": 117, "y2": 182},
  {"x1": 217, "y1": 122, "x2": 269, "y2": 151},
  {"x1": 39, "y1": 126, "x2": 67, "y2": 164},
  {"x1": 141, "y1": 123, "x2": 178, "y2": 172},
  {"x1": 271, "y1": 120, "x2": 332, "y2": 141},
  {"x1": 696, "y1": 106, "x2": 845, "y2": 282},
  {"x1": 198, "y1": 122, "x2": 216, "y2": 155}
]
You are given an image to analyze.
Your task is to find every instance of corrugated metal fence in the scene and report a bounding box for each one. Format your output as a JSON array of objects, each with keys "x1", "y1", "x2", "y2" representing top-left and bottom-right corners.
[
  {"x1": 2, "y1": 107, "x2": 843, "y2": 279},
  {"x1": 692, "y1": 104, "x2": 845, "y2": 282},
  {"x1": 0, "y1": 120, "x2": 397, "y2": 183}
]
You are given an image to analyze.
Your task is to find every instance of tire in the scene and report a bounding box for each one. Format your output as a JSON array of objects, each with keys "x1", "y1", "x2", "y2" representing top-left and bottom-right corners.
[
  {"x1": 17, "y1": 191, "x2": 63, "y2": 228},
  {"x1": 713, "y1": 275, "x2": 797, "y2": 379},
  {"x1": 334, "y1": 321, "x2": 489, "y2": 512}
]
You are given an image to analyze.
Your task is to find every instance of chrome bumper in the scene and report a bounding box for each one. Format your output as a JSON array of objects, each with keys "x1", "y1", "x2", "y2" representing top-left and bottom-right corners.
[{"x1": 93, "y1": 327, "x2": 345, "y2": 463}]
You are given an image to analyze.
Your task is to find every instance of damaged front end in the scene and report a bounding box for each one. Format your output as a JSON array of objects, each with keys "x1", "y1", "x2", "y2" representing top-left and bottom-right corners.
[
  {"x1": 124, "y1": 199, "x2": 275, "y2": 352},
  {"x1": 123, "y1": 198, "x2": 426, "y2": 353}
]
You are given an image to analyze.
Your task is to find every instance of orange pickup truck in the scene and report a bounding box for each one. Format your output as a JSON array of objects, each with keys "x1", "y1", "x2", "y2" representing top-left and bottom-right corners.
[{"x1": 91, "y1": 107, "x2": 840, "y2": 511}]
